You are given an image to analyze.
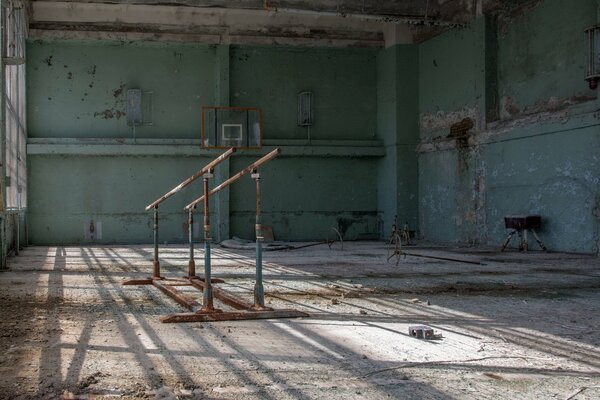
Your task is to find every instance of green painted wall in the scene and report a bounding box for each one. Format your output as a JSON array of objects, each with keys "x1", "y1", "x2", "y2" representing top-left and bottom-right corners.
[
  {"x1": 28, "y1": 153, "x2": 219, "y2": 244},
  {"x1": 27, "y1": 41, "x2": 216, "y2": 139},
  {"x1": 24, "y1": 0, "x2": 598, "y2": 252},
  {"x1": 418, "y1": 17, "x2": 489, "y2": 244},
  {"x1": 418, "y1": 0, "x2": 600, "y2": 253},
  {"x1": 483, "y1": 111, "x2": 600, "y2": 252},
  {"x1": 230, "y1": 155, "x2": 378, "y2": 241},
  {"x1": 26, "y1": 40, "x2": 380, "y2": 245},
  {"x1": 230, "y1": 46, "x2": 377, "y2": 140},
  {"x1": 419, "y1": 21, "x2": 484, "y2": 133},
  {"x1": 497, "y1": 0, "x2": 596, "y2": 114},
  {"x1": 376, "y1": 45, "x2": 419, "y2": 236}
]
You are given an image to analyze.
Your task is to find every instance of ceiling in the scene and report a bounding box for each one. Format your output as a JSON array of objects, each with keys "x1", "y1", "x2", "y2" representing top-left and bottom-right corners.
[{"x1": 26, "y1": 0, "x2": 529, "y2": 47}]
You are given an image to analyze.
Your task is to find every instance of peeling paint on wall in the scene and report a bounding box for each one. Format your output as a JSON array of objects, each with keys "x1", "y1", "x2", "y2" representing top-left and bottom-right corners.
[
  {"x1": 419, "y1": 106, "x2": 480, "y2": 137},
  {"x1": 500, "y1": 94, "x2": 596, "y2": 121},
  {"x1": 417, "y1": 0, "x2": 600, "y2": 253},
  {"x1": 94, "y1": 109, "x2": 125, "y2": 120}
]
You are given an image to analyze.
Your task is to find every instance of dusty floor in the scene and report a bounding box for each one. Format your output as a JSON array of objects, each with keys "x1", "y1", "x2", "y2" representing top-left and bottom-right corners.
[{"x1": 1, "y1": 241, "x2": 600, "y2": 399}]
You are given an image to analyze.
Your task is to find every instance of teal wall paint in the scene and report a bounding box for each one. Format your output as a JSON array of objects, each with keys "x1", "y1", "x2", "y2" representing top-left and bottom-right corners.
[
  {"x1": 376, "y1": 45, "x2": 419, "y2": 236},
  {"x1": 497, "y1": 0, "x2": 598, "y2": 114},
  {"x1": 483, "y1": 112, "x2": 600, "y2": 252},
  {"x1": 417, "y1": 0, "x2": 600, "y2": 253},
  {"x1": 418, "y1": 17, "x2": 490, "y2": 142},
  {"x1": 27, "y1": 153, "x2": 223, "y2": 244},
  {"x1": 376, "y1": 46, "x2": 399, "y2": 236},
  {"x1": 230, "y1": 46, "x2": 377, "y2": 140},
  {"x1": 26, "y1": 40, "x2": 381, "y2": 245},
  {"x1": 229, "y1": 155, "x2": 379, "y2": 241},
  {"x1": 27, "y1": 40, "x2": 216, "y2": 139},
  {"x1": 24, "y1": 0, "x2": 599, "y2": 253}
]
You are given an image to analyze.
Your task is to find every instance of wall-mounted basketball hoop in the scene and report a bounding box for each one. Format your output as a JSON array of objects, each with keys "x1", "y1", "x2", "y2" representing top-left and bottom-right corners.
[{"x1": 202, "y1": 106, "x2": 262, "y2": 149}]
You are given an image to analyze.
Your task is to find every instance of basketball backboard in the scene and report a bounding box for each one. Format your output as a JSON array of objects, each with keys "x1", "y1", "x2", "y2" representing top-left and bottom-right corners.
[{"x1": 202, "y1": 106, "x2": 262, "y2": 149}]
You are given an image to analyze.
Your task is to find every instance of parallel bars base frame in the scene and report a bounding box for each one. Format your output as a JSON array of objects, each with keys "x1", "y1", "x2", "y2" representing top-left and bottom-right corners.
[{"x1": 122, "y1": 276, "x2": 308, "y2": 323}]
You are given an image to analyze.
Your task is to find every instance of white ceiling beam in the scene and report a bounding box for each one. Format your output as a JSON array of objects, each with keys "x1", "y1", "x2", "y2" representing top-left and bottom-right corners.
[{"x1": 30, "y1": 1, "x2": 419, "y2": 47}]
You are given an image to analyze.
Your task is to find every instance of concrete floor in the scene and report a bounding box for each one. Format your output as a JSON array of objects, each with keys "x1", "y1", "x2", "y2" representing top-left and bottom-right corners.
[{"x1": 1, "y1": 242, "x2": 600, "y2": 399}]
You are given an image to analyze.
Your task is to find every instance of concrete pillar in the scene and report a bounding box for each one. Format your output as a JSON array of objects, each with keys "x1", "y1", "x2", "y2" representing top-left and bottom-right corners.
[
  {"x1": 376, "y1": 44, "x2": 419, "y2": 239},
  {"x1": 214, "y1": 44, "x2": 230, "y2": 242}
]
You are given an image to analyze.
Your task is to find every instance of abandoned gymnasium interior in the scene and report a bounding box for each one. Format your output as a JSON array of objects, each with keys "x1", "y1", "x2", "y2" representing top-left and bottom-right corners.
[{"x1": 0, "y1": 0, "x2": 600, "y2": 398}]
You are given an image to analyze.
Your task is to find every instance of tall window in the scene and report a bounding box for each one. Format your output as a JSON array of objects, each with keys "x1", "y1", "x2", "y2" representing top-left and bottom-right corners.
[{"x1": 2, "y1": 0, "x2": 27, "y2": 210}]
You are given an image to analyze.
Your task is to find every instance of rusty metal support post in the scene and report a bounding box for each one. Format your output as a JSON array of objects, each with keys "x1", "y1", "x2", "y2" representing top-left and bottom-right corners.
[
  {"x1": 252, "y1": 170, "x2": 268, "y2": 310},
  {"x1": 188, "y1": 206, "x2": 196, "y2": 277},
  {"x1": 202, "y1": 171, "x2": 215, "y2": 311},
  {"x1": 152, "y1": 206, "x2": 160, "y2": 279}
]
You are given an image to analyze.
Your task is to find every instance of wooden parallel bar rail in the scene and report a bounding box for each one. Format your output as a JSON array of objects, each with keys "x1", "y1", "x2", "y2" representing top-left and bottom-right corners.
[
  {"x1": 184, "y1": 148, "x2": 281, "y2": 211},
  {"x1": 145, "y1": 147, "x2": 235, "y2": 211}
]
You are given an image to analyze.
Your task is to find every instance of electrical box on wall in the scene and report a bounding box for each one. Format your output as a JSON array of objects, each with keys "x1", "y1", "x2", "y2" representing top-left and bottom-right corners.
[
  {"x1": 126, "y1": 88, "x2": 154, "y2": 126},
  {"x1": 84, "y1": 220, "x2": 102, "y2": 241},
  {"x1": 126, "y1": 89, "x2": 143, "y2": 125},
  {"x1": 585, "y1": 25, "x2": 600, "y2": 89},
  {"x1": 298, "y1": 92, "x2": 313, "y2": 126}
]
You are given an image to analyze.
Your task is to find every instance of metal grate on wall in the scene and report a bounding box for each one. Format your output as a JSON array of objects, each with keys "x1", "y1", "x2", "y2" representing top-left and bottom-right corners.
[{"x1": 2, "y1": 0, "x2": 28, "y2": 210}]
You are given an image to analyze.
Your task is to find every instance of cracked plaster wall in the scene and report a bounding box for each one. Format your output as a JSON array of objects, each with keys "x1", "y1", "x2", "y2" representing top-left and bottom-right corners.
[
  {"x1": 26, "y1": 40, "x2": 380, "y2": 244},
  {"x1": 417, "y1": 0, "x2": 600, "y2": 253}
]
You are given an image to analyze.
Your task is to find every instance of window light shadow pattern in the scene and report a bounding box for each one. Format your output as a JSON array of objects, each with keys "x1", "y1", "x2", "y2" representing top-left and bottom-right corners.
[{"x1": 0, "y1": 242, "x2": 598, "y2": 399}]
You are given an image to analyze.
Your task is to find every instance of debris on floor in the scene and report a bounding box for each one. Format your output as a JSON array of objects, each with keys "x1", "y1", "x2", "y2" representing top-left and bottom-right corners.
[
  {"x1": 220, "y1": 237, "x2": 294, "y2": 251},
  {"x1": 0, "y1": 242, "x2": 599, "y2": 399}
]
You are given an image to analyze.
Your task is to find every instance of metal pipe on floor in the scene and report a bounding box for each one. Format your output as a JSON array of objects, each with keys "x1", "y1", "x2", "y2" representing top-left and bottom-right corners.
[
  {"x1": 188, "y1": 206, "x2": 195, "y2": 277},
  {"x1": 401, "y1": 252, "x2": 483, "y2": 265},
  {"x1": 153, "y1": 206, "x2": 160, "y2": 278},
  {"x1": 184, "y1": 148, "x2": 281, "y2": 211}
]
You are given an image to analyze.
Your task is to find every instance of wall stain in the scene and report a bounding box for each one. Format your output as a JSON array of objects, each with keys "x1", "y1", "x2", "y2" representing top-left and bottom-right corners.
[
  {"x1": 44, "y1": 56, "x2": 53, "y2": 66},
  {"x1": 94, "y1": 109, "x2": 125, "y2": 119},
  {"x1": 113, "y1": 84, "x2": 126, "y2": 98},
  {"x1": 500, "y1": 94, "x2": 596, "y2": 121},
  {"x1": 336, "y1": 217, "x2": 356, "y2": 238},
  {"x1": 420, "y1": 105, "x2": 479, "y2": 136},
  {"x1": 592, "y1": 195, "x2": 600, "y2": 219}
]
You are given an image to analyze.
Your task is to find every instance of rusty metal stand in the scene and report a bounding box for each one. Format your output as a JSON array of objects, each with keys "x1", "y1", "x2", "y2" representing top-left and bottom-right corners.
[
  {"x1": 501, "y1": 228, "x2": 547, "y2": 252},
  {"x1": 200, "y1": 170, "x2": 220, "y2": 313},
  {"x1": 387, "y1": 230, "x2": 404, "y2": 266},
  {"x1": 125, "y1": 149, "x2": 308, "y2": 323},
  {"x1": 251, "y1": 169, "x2": 271, "y2": 311},
  {"x1": 387, "y1": 216, "x2": 404, "y2": 266},
  {"x1": 187, "y1": 206, "x2": 196, "y2": 277},
  {"x1": 500, "y1": 215, "x2": 547, "y2": 252},
  {"x1": 152, "y1": 206, "x2": 161, "y2": 279}
]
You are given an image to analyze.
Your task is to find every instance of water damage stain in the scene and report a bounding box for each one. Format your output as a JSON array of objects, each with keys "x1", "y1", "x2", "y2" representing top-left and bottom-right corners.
[
  {"x1": 94, "y1": 109, "x2": 125, "y2": 119},
  {"x1": 113, "y1": 84, "x2": 126, "y2": 98}
]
